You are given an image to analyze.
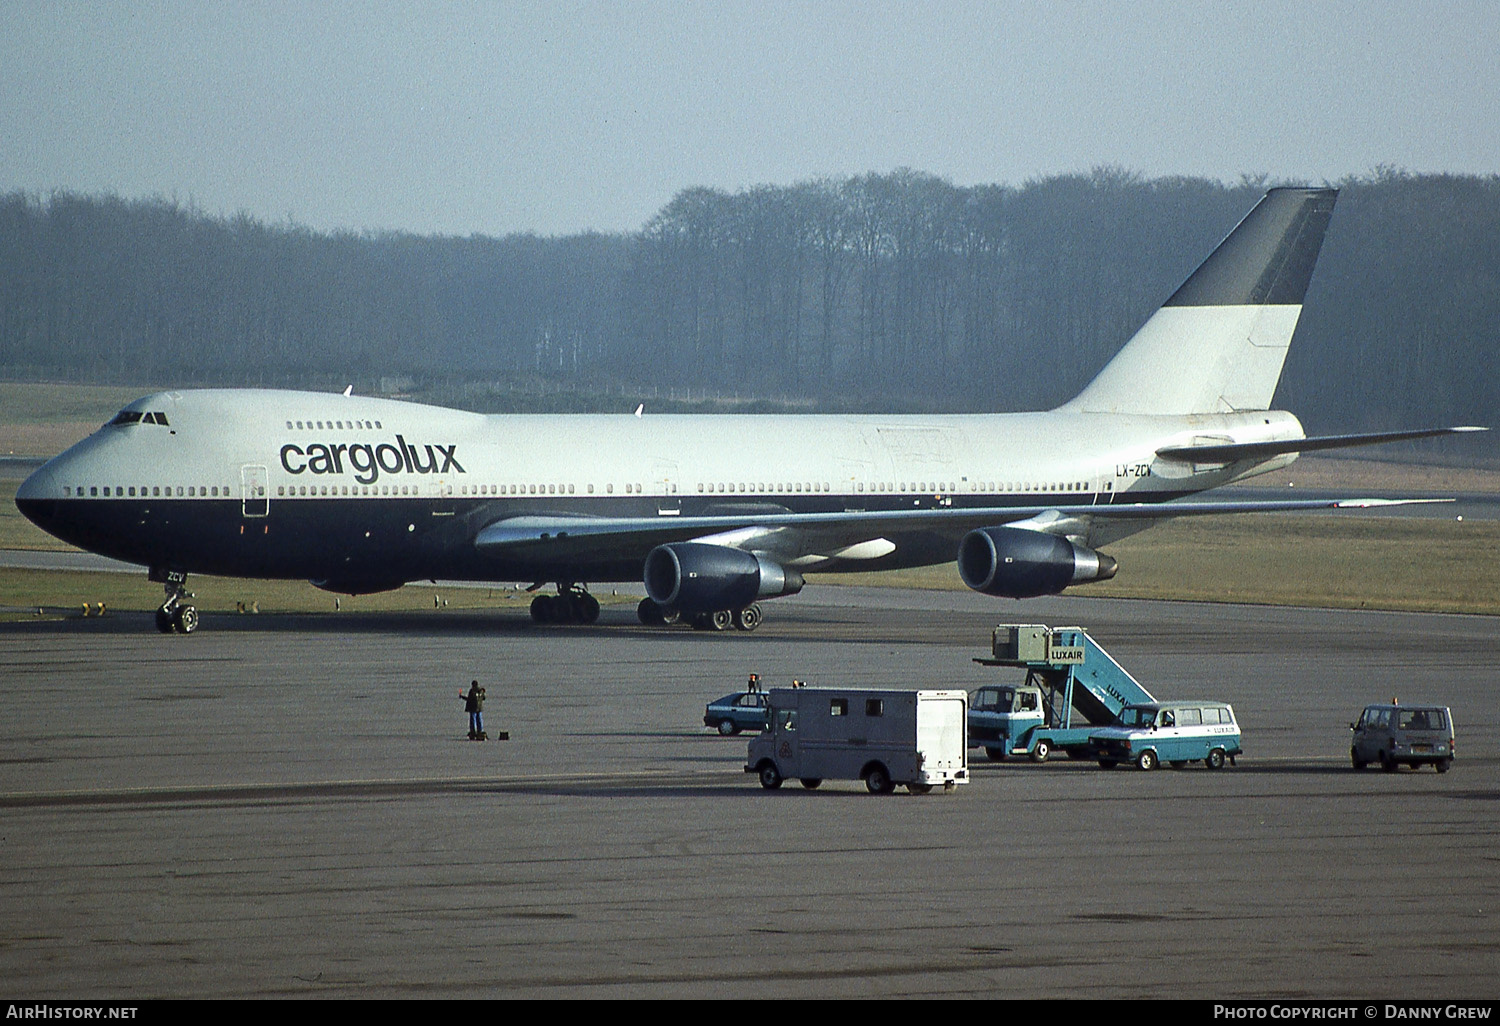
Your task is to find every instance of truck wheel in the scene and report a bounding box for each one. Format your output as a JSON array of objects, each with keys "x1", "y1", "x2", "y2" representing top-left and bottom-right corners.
[
  {"x1": 864, "y1": 764, "x2": 894, "y2": 794},
  {"x1": 799, "y1": 778, "x2": 821, "y2": 789},
  {"x1": 985, "y1": 747, "x2": 1006, "y2": 762},
  {"x1": 1436, "y1": 760, "x2": 1451, "y2": 773},
  {"x1": 1380, "y1": 752, "x2": 1397, "y2": 772},
  {"x1": 908, "y1": 782, "x2": 933, "y2": 794},
  {"x1": 1351, "y1": 749, "x2": 1366, "y2": 771},
  {"x1": 717, "y1": 720, "x2": 739, "y2": 736},
  {"x1": 1030, "y1": 740, "x2": 1050, "y2": 764},
  {"x1": 1097, "y1": 759, "x2": 1118, "y2": 769},
  {"x1": 1136, "y1": 749, "x2": 1158, "y2": 771},
  {"x1": 757, "y1": 762, "x2": 782, "y2": 790},
  {"x1": 1205, "y1": 748, "x2": 1226, "y2": 770}
]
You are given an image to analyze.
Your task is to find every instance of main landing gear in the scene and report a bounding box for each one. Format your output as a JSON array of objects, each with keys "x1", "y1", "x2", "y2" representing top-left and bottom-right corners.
[
  {"x1": 529, "y1": 584, "x2": 600, "y2": 625},
  {"x1": 636, "y1": 599, "x2": 763, "y2": 632},
  {"x1": 151, "y1": 568, "x2": 198, "y2": 634}
]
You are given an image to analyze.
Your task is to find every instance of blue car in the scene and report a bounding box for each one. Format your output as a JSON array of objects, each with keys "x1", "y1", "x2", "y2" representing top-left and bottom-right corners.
[{"x1": 704, "y1": 691, "x2": 770, "y2": 735}]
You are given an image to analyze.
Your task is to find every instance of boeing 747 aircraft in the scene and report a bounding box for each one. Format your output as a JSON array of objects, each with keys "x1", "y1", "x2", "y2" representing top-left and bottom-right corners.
[{"x1": 14, "y1": 188, "x2": 1481, "y2": 633}]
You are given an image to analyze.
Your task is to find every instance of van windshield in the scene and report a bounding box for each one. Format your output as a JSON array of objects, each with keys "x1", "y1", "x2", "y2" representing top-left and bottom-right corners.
[{"x1": 1119, "y1": 706, "x2": 1157, "y2": 728}]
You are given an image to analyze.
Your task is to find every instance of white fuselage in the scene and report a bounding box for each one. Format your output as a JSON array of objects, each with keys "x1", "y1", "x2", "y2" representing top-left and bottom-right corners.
[{"x1": 17, "y1": 388, "x2": 1302, "y2": 586}]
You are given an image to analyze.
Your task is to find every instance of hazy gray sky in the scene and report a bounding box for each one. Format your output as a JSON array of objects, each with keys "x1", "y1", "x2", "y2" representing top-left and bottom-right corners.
[{"x1": 3, "y1": 0, "x2": 1497, "y2": 236}]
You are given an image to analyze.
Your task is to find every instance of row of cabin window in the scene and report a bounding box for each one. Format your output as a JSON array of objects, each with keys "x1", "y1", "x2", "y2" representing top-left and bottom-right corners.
[
  {"x1": 285, "y1": 419, "x2": 383, "y2": 431},
  {"x1": 700, "y1": 481, "x2": 831, "y2": 494},
  {"x1": 456, "y1": 483, "x2": 643, "y2": 496},
  {"x1": 65, "y1": 485, "x2": 228, "y2": 498},
  {"x1": 440, "y1": 480, "x2": 1101, "y2": 498},
  {"x1": 276, "y1": 482, "x2": 647, "y2": 497},
  {"x1": 280, "y1": 484, "x2": 418, "y2": 497},
  {"x1": 681, "y1": 481, "x2": 1097, "y2": 495},
  {"x1": 843, "y1": 481, "x2": 1094, "y2": 494}
]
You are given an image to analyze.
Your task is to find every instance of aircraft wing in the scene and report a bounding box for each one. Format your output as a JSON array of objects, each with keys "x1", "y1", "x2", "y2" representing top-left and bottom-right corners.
[{"x1": 473, "y1": 496, "x2": 1445, "y2": 563}]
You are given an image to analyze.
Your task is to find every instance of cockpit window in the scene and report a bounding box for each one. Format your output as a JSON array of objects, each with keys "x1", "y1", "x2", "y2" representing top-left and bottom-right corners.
[{"x1": 107, "y1": 410, "x2": 169, "y2": 427}]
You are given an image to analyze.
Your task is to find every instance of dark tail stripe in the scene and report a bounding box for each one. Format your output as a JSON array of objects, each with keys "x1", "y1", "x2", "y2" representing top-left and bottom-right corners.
[{"x1": 1165, "y1": 188, "x2": 1337, "y2": 307}]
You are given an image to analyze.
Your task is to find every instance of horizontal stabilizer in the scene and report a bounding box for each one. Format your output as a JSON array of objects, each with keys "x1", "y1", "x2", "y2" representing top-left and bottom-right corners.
[{"x1": 1156, "y1": 426, "x2": 1488, "y2": 464}]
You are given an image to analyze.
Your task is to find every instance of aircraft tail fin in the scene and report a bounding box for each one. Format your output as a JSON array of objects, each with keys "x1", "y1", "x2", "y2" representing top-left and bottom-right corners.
[{"x1": 1059, "y1": 187, "x2": 1338, "y2": 415}]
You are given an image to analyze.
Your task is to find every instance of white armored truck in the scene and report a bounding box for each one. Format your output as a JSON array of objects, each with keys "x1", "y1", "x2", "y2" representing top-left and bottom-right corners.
[{"x1": 745, "y1": 688, "x2": 969, "y2": 794}]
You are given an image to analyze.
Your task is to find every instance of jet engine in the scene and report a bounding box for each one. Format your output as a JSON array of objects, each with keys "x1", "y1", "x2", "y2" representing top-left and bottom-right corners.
[
  {"x1": 957, "y1": 526, "x2": 1117, "y2": 599},
  {"x1": 644, "y1": 542, "x2": 803, "y2": 614}
]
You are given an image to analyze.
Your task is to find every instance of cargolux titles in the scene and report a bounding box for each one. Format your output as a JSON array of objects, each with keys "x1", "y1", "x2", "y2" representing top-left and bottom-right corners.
[{"x1": 280, "y1": 436, "x2": 465, "y2": 485}]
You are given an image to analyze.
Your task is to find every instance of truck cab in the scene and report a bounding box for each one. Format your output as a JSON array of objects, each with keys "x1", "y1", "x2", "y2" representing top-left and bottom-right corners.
[{"x1": 968, "y1": 684, "x2": 1046, "y2": 757}]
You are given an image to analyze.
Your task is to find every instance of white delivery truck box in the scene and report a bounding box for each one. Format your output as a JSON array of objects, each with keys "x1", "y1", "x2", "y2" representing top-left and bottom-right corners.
[{"x1": 745, "y1": 688, "x2": 969, "y2": 794}]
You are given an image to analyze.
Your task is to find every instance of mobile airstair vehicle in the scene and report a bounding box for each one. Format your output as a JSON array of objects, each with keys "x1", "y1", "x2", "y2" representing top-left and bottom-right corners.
[{"x1": 970, "y1": 624, "x2": 1156, "y2": 762}]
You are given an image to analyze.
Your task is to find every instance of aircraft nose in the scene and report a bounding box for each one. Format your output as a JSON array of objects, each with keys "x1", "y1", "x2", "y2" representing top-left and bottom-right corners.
[{"x1": 15, "y1": 462, "x2": 61, "y2": 530}]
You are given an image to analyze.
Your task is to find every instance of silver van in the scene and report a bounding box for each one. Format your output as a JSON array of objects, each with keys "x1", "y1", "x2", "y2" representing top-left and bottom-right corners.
[{"x1": 1350, "y1": 703, "x2": 1454, "y2": 772}]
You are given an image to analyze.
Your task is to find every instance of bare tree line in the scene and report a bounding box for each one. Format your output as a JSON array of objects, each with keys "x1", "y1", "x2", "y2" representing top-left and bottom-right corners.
[{"x1": 1, "y1": 168, "x2": 1497, "y2": 438}]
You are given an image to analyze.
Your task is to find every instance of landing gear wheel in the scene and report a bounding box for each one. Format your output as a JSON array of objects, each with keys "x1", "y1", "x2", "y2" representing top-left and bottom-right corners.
[
  {"x1": 758, "y1": 763, "x2": 783, "y2": 790},
  {"x1": 637, "y1": 598, "x2": 665, "y2": 626},
  {"x1": 572, "y1": 592, "x2": 600, "y2": 624},
  {"x1": 534, "y1": 586, "x2": 600, "y2": 625},
  {"x1": 155, "y1": 608, "x2": 175, "y2": 634},
  {"x1": 733, "y1": 604, "x2": 763, "y2": 631},
  {"x1": 173, "y1": 605, "x2": 198, "y2": 634}
]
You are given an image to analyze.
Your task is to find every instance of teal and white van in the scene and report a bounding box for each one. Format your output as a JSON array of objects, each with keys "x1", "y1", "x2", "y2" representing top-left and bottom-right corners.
[{"x1": 1088, "y1": 701, "x2": 1242, "y2": 770}]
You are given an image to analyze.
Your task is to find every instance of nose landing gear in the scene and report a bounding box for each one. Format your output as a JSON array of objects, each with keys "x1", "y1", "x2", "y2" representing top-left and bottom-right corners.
[{"x1": 150, "y1": 568, "x2": 198, "y2": 634}]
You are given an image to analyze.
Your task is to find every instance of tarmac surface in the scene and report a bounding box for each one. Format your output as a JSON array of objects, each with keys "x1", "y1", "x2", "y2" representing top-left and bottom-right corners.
[{"x1": 2, "y1": 586, "x2": 1498, "y2": 999}]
